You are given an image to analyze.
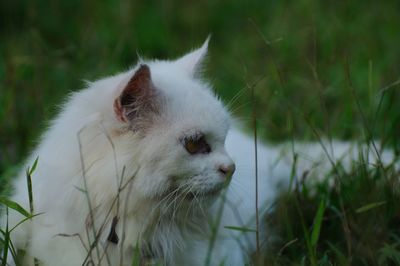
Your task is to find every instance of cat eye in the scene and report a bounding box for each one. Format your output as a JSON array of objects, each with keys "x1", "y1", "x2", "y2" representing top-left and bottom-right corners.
[{"x1": 181, "y1": 134, "x2": 211, "y2": 155}]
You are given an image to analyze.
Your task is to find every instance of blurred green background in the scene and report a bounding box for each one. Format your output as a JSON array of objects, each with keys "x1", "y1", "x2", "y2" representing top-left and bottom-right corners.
[
  {"x1": 1, "y1": 0, "x2": 399, "y2": 178},
  {"x1": 1, "y1": 1, "x2": 400, "y2": 265}
]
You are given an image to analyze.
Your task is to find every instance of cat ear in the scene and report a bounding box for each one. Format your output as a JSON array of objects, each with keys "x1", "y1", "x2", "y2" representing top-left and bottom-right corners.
[
  {"x1": 114, "y1": 64, "x2": 159, "y2": 127},
  {"x1": 175, "y1": 36, "x2": 210, "y2": 77}
]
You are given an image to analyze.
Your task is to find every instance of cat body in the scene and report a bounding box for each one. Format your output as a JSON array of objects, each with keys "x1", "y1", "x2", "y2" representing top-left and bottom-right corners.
[
  {"x1": 4, "y1": 40, "x2": 251, "y2": 266},
  {"x1": 2, "y1": 40, "x2": 396, "y2": 266}
]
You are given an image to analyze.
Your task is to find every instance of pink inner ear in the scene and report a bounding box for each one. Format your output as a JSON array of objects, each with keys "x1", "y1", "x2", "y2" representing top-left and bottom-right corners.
[
  {"x1": 114, "y1": 97, "x2": 126, "y2": 122},
  {"x1": 114, "y1": 64, "x2": 156, "y2": 123},
  {"x1": 123, "y1": 64, "x2": 152, "y2": 99}
]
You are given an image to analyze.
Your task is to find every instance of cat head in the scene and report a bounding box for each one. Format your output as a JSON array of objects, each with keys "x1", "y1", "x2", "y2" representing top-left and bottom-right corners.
[{"x1": 112, "y1": 39, "x2": 235, "y2": 205}]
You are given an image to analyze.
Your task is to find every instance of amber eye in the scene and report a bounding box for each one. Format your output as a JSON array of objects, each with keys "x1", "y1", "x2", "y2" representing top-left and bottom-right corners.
[{"x1": 181, "y1": 134, "x2": 211, "y2": 155}]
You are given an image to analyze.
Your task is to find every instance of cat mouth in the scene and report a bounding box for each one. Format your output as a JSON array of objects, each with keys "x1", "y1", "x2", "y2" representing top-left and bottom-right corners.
[
  {"x1": 161, "y1": 184, "x2": 224, "y2": 201},
  {"x1": 185, "y1": 184, "x2": 225, "y2": 200},
  {"x1": 162, "y1": 178, "x2": 228, "y2": 202}
]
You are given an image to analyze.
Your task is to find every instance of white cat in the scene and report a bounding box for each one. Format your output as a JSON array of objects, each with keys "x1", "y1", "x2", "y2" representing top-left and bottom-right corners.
[
  {"x1": 1, "y1": 39, "x2": 396, "y2": 266},
  {"x1": 3, "y1": 38, "x2": 245, "y2": 266}
]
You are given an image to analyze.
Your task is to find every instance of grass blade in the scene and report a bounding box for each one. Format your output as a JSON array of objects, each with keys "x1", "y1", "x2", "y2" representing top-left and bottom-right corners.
[
  {"x1": 131, "y1": 242, "x2": 141, "y2": 266},
  {"x1": 356, "y1": 201, "x2": 386, "y2": 214},
  {"x1": 311, "y1": 199, "x2": 326, "y2": 248},
  {"x1": 28, "y1": 156, "x2": 39, "y2": 176},
  {"x1": 0, "y1": 197, "x2": 30, "y2": 218},
  {"x1": 1, "y1": 209, "x2": 9, "y2": 266},
  {"x1": 10, "y1": 213, "x2": 43, "y2": 233},
  {"x1": 224, "y1": 226, "x2": 257, "y2": 233}
]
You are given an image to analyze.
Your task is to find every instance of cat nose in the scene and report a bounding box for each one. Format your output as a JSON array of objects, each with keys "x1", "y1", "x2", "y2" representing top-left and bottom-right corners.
[{"x1": 218, "y1": 163, "x2": 236, "y2": 179}]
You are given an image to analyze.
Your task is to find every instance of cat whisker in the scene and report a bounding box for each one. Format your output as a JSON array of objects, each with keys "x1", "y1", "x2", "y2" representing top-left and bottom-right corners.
[
  {"x1": 226, "y1": 87, "x2": 247, "y2": 111},
  {"x1": 228, "y1": 101, "x2": 251, "y2": 114},
  {"x1": 232, "y1": 116, "x2": 253, "y2": 124},
  {"x1": 188, "y1": 186, "x2": 206, "y2": 217},
  {"x1": 230, "y1": 179, "x2": 250, "y2": 194},
  {"x1": 150, "y1": 186, "x2": 181, "y2": 219},
  {"x1": 171, "y1": 184, "x2": 192, "y2": 221}
]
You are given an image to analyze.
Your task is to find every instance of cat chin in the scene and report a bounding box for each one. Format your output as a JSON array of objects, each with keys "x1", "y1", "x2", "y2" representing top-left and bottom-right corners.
[
  {"x1": 173, "y1": 176, "x2": 231, "y2": 201},
  {"x1": 156, "y1": 180, "x2": 227, "y2": 204},
  {"x1": 185, "y1": 181, "x2": 230, "y2": 200}
]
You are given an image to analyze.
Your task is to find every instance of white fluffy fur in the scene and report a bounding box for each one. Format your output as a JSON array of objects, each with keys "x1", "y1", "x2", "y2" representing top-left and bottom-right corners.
[{"x1": 2, "y1": 40, "x2": 397, "y2": 266}]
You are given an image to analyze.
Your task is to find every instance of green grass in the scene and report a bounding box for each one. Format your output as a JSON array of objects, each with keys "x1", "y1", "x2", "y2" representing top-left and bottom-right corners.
[
  {"x1": 263, "y1": 153, "x2": 400, "y2": 265},
  {"x1": 1, "y1": 0, "x2": 400, "y2": 265}
]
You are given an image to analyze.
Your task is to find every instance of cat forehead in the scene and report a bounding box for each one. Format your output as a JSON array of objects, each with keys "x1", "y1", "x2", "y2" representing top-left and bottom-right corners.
[{"x1": 147, "y1": 61, "x2": 230, "y2": 137}]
